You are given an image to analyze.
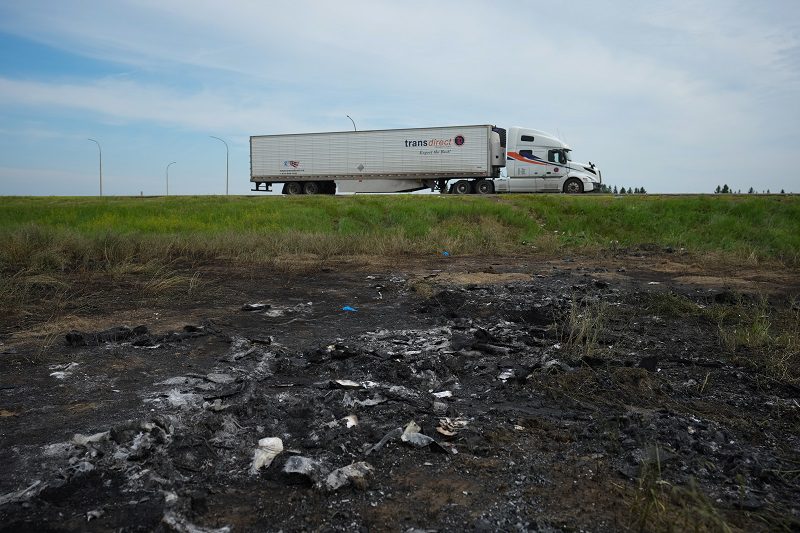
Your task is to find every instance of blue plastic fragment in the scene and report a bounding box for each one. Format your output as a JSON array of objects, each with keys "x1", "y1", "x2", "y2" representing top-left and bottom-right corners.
[
  {"x1": 442, "y1": 251, "x2": 450, "y2": 257},
  {"x1": 342, "y1": 306, "x2": 358, "y2": 312}
]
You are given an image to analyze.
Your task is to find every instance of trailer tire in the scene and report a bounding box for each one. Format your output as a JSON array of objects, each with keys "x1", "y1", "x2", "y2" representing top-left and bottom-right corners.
[
  {"x1": 563, "y1": 178, "x2": 584, "y2": 194},
  {"x1": 285, "y1": 182, "x2": 303, "y2": 195},
  {"x1": 475, "y1": 179, "x2": 494, "y2": 195},
  {"x1": 453, "y1": 180, "x2": 472, "y2": 195},
  {"x1": 303, "y1": 181, "x2": 320, "y2": 195}
]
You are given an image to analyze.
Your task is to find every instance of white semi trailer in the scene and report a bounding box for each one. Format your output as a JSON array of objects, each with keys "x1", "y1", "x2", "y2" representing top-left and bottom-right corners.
[{"x1": 250, "y1": 125, "x2": 602, "y2": 195}]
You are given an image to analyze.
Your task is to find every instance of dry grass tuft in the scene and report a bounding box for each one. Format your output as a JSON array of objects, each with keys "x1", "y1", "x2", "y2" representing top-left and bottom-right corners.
[
  {"x1": 560, "y1": 296, "x2": 608, "y2": 356},
  {"x1": 628, "y1": 448, "x2": 732, "y2": 533}
]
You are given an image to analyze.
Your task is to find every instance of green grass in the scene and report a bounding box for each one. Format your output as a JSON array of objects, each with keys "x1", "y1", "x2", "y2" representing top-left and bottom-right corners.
[
  {"x1": 505, "y1": 194, "x2": 800, "y2": 261},
  {"x1": 710, "y1": 296, "x2": 800, "y2": 384},
  {"x1": 0, "y1": 195, "x2": 798, "y2": 274},
  {"x1": 635, "y1": 291, "x2": 800, "y2": 383}
]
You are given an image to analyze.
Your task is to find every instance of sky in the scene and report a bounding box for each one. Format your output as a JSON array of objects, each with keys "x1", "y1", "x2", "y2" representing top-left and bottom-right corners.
[{"x1": 0, "y1": 0, "x2": 798, "y2": 195}]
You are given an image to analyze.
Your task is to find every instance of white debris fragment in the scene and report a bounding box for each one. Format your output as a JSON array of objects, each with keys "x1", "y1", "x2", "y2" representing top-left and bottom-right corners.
[
  {"x1": 241, "y1": 303, "x2": 269, "y2": 311},
  {"x1": 283, "y1": 456, "x2": 324, "y2": 482},
  {"x1": 436, "y1": 417, "x2": 469, "y2": 437},
  {"x1": 250, "y1": 437, "x2": 284, "y2": 474},
  {"x1": 224, "y1": 336, "x2": 257, "y2": 362},
  {"x1": 157, "y1": 376, "x2": 198, "y2": 386},
  {"x1": 402, "y1": 432, "x2": 434, "y2": 447},
  {"x1": 344, "y1": 414, "x2": 358, "y2": 428},
  {"x1": 331, "y1": 379, "x2": 361, "y2": 389},
  {"x1": 71, "y1": 461, "x2": 95, "y2": 474},
  {"x1": 43, "y1": 441, "x2": 73, "y2": 457},
  {"x1": 432, "y1": 390, "x2": 452, "y2": 399},
  {"x1": 86, "y1": 509, "x2": 105, "y2": 521},
  {"x1": 71, "y1": 431, "x2": 109, "y2": 447},
  {"x1": 49, "y1": 362, "x2": 79, "y2": 379},
  {"x1": 401, "y1": 420, "x2": 434, "y2": 447},
  {"x1": 203, "y1": 399, "x2": 225, "y2": 411},
  {"x1": 0, "y1": 480, "x2": 45, "y2": 506},
  {"x1": 324, "y1": 462, "x2": 373, "y2": 491},
  {"x1": 404, "y1": 421, "x2": 421, "y2": 434},
  {"x1": 206, "y1": 373, "x2": 235, "y2": 385},
  {"x1": 166, "y1": 389, "x2": 202, "y2": 409},
  {"x1": 498, "y1": 369, "x2": 515, "y2": 382},
  {"x1": 356, "y1": 395, "x2": 387, "y2": 407},
  {"x1": 365, "y1": 427, "x2": 403, "y2": 455}
]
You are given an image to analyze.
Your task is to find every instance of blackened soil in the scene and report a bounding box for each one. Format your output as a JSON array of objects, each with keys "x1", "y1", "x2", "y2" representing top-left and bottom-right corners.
[{"x1": 0, "y1": 255, "x2": 798, "y2": 532}]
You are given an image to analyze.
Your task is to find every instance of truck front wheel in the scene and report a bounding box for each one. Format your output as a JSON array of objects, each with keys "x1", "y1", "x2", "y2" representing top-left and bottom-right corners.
[
  {"x1": 285, "y1": 182, "x2": 303, "y2": 195},
  {"x1": 563, "y1": 178, "x2": 584, "y2": 194},
  {"x1": 475, "y1": 179, "x2": 494, "y2": 195},
  {"x1": 453, "y1": 180, "x2": 473, "y2": 195}
]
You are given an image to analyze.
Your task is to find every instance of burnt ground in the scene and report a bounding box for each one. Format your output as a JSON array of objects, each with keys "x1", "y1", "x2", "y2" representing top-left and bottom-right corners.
[{"x1": 1, "y1": 252, "x2": 799, "y2": 532}]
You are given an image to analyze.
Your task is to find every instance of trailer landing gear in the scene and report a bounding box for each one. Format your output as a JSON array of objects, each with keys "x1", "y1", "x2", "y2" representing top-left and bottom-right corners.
[{"x1": 251, "y1": 182, "x2": 272, "y2": 192}]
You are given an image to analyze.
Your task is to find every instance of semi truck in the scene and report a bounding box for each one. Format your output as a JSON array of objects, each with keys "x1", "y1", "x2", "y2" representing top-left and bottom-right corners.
[{"x1": 250, "y1": 125, "x2": 602, "y2": 195}]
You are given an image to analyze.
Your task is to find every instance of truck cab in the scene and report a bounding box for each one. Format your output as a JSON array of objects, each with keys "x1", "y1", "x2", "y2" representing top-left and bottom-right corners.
[{"x1": 495, "y1": 127, "x2": 602, "y2": 193}]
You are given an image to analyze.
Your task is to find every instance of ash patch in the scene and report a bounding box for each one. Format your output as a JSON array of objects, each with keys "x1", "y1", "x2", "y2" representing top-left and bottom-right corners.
[{"x1": 1, "y1": 268, "x2": 798, "y2": 531}]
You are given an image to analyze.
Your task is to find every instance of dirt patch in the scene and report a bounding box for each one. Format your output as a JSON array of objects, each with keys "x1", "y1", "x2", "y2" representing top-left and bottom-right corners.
[{"x1": 0, "y1": 253, "x2": 798, "y2": 531}]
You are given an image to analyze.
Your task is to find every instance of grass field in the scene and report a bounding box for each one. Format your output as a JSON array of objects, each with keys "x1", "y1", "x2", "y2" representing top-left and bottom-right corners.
[{"x1": 1, "y1": 195, "x2": 798, "y2": 273}]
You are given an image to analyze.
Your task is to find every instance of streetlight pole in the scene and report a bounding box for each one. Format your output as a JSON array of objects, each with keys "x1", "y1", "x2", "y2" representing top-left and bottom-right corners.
[
  {"x1": 88, "y1": 138, "x2": 102, "y2": 196},
  {"x1": 166, "y1": 161, "x2": 176, "y2": 196},
  {"x1": 209, "y1": 136, "x2": 229, "y2": 195},
  {"x1": 346, "y1": 115, "x2": 357, "y2": 131}
]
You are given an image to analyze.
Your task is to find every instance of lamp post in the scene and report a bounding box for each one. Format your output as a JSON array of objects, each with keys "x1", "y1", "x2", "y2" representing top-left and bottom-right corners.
[
  {"x1": 346, "y1": 115, "x2": 357, "y2": 131},
  {"x1": 166, "y1": 161, "x2": 176, "y2": 196},
  {"x1": 88, "y1": 138, "x2": 102, "y2": 196},
  {"x1": 209, "y1": 136, "x2": 229, "y2": 195}
]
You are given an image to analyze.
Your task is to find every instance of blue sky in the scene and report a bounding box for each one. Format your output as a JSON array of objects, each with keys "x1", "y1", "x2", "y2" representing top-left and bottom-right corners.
[{"x1": 0, "y1": 0, "x2": 798, "y2": 195}]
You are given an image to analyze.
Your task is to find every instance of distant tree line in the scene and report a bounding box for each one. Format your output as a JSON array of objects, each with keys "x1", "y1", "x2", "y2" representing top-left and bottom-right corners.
[
  {"x1": 599, "y1": 184, "x2": 647, "y2": 194},
  {"x1": 715, "y1": 185, "x2": 788, "y2": 194}
]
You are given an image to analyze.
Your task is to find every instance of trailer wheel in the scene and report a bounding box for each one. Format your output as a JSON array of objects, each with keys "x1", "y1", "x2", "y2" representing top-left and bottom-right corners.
[
  {"x1": 453, "y1": 180, "x2": 472, "y2": 195},
  {"x1": 285, "y1": 182, "x2": 303, "y2": 195},
  {"x1": 303, "y1": 181, "x2": 320, "y2": 195},
  {"x1": 563, "y1": 178, "x2": 584, "y2": 194},
  {"x1": 475, "y1": 179, "x2": 494, "y2": 195}
]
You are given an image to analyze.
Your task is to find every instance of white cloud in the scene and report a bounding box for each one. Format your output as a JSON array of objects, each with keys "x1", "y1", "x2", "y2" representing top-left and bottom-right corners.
[
  {"x1": 0, "y1": 77, "x2": 305, "y2": 134},
  {"x1": 0, "y1": 0, "x2": 798, "y2": 193}
]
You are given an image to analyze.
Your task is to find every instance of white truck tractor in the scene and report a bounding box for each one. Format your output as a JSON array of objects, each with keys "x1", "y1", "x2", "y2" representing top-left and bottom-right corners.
[{"x1": 250, "y1": 125, "x2": 602, "y2": 195}]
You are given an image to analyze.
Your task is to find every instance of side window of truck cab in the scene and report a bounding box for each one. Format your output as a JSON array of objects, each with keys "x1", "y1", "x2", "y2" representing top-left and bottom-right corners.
[{"x1": 548, "y1": 149, "x2": 566, "y2": 165}]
